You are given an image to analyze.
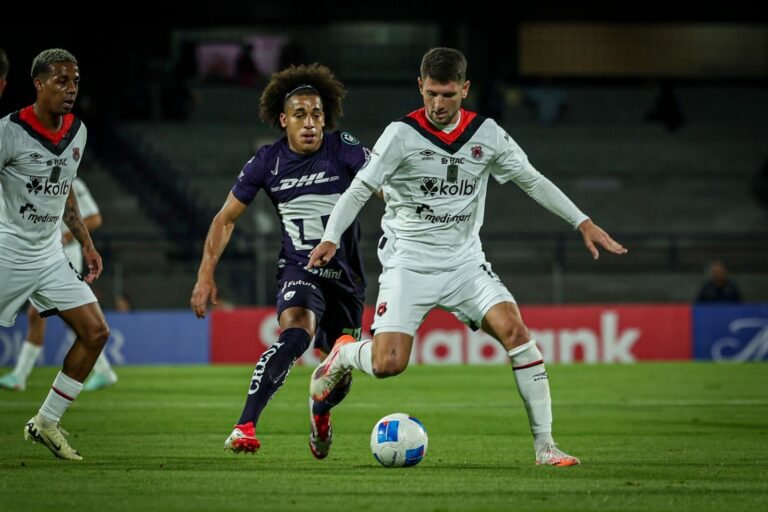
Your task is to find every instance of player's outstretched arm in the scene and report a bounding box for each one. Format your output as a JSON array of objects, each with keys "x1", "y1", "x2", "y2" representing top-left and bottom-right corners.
[
  {"x1": 191, "y1": 192, "x2": 247, "y2": 318},
  {"x1": 578, "y1": 219, "x2": 628, "y2": 260}
]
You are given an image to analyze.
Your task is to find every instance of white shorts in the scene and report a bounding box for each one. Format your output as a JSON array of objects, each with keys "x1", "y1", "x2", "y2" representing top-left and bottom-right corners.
[
  {"x1": 0, "y1": 257, "x2": 97, "y2": 327},
  {"x1": 64, "y1": 242, "x2": 83, "y2": 272},
  {"x1": 371, "y1": 260, "x2": 515, "y2": 336}
]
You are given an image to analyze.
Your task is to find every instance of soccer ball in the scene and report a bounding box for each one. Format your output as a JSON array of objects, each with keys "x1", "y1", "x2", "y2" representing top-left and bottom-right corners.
[{"x1": 370, "y1": 413, "x2": 428, "y2": 467}]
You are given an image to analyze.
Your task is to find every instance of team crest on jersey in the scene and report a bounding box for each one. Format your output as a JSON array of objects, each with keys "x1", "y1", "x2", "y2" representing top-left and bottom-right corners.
[
  {"x1": 376, "y1": 302, "x2": 388, "y2": 316},
  {"x1": 341, "y1": 132, "x2": 359, "y2": 145},
  {"x1": 72, "y1": 147, "x2": 81, "y2": 162},
  {"x1": 471, "y1": 145, "x2": 483, "y2": 160}
]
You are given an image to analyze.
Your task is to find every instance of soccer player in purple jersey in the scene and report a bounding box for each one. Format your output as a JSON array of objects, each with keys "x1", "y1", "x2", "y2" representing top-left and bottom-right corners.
[
  {"x1": 308, "y1": 48, "x2": 628, "y2": 466},
  {"x1": 0, "y1": 49, "x2": 110, "y2": 460},
  {"x1": 191, "y1": 64, "x2": 370, "y2": 458}
]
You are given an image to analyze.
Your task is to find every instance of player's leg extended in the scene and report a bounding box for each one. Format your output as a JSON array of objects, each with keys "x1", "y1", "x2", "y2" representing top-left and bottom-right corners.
[
  {"x1": 309, "y1": 291, "x2": 364, "y2": 459},
  {"x1": 225, "y1": 307, "x2": 314, "y2": 454},
  {"x1": 482, "y1": 302, "x2": 579, "y2": 466},
  {"x1": 24, "y1": 302, "x2": 108, "y2": 461},
  {"x1": 0, "y1": 305, "x2": 46, "y2": 391}
]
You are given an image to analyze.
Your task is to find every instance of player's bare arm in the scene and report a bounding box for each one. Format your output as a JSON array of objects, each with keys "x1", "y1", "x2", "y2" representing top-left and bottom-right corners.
[
  {"x1": 578, "y1": 219, "x2": 628, "y2": 260},
  {"x1": 191, "y1": 192, "x2": 247, "y2": 318},
  {"x1": 62, "y1": 212, "x2": 102, "y2": 245},
  {"x1": 63, "y1": 187, "x2": 102, "y2": 282}
]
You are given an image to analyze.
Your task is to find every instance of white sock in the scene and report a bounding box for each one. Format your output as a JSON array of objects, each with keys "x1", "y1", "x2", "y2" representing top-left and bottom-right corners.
[
  {"x1": 508, "y1": 340, "x2": 553, "y2": 453},
  {"x1": 39, "y1": 372, "x2": 83, "y2": 423},
  {"x1": 93, "y1": 352, "x2": 117, "y2": 381},
  {"x1": 341, "y1": 339, "x2": 374, "y2": 376},
  {"x1": 12, "y1": 341, "x2": 42, "y2": 381}
]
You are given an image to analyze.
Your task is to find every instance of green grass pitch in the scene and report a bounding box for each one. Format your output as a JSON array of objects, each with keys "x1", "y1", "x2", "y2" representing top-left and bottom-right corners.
[{"x1": 1, "y1": 363, "x2": 766, "y2": 511}]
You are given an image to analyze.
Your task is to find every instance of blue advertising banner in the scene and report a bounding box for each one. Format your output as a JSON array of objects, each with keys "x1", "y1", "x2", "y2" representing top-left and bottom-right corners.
[
  {"x1": 0, "y1": 311, "x2": 208, "y2": 366},
  {"x1": 693, "y1": 304, "x2": 768, "y2": 361}
]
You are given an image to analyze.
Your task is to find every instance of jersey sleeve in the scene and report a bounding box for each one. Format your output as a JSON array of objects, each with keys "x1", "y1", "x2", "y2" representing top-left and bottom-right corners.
[
  {"x1": 488, "y1": 121, "x2": 530, "y2": 184},
  {"x1": 0, "y1": 117, "x2": 11, "y2": 168},
  {"x1": 231, "y1": 148, "x2": 267, "y2": 205},
  {"x1": 489, "y1": 121, "x2": 588, "y2": 228},
  {"x1": 355, "y1": 122, "x2": 405, "y2": 191}
]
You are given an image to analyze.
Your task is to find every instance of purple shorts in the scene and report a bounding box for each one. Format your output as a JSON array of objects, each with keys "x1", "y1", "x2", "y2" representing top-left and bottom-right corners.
[{"x1": 275, "y1": 265, "x2": 364, "y2": 353}]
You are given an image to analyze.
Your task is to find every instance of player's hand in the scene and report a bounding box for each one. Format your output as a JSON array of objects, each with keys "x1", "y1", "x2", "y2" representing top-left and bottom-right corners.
[
  {"x1": 191, "y1": 277, "x2": 218, "y2": 318},
  {"x1": 81, "y1": 244, "x2": 103, "y2": 283},
  {"x1": 306, "y1": 241, "x2": 338, "y2": 269},
  {"x1": 578, "y1": 219, "x2": 628, "y2": 260}
]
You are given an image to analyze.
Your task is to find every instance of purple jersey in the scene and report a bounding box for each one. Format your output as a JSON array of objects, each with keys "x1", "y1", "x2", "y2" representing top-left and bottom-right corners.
[{"x1": 232, "y1": 131, "x2": 368, "y2": 295}]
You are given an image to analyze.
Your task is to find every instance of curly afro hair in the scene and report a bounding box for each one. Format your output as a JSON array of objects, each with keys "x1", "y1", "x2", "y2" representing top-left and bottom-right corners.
[{"x1": 260, "y1": 63, "x2": 346, "y2": 131}]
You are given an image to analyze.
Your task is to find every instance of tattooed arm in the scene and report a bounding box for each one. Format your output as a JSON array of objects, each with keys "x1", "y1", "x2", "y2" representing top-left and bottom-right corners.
[{"x1": 63, "y1": 187, "x2": 103, "y2": 283}]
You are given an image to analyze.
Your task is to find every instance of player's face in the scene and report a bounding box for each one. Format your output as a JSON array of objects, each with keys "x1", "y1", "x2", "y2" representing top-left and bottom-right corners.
[
  {"x1": 280, "y1": 94, "x2": 325, "y2": 155},
  {"x1": 35, "y1": 61, "x2": 80, "y2": 115},
  {"x1": 419, "y1": 76, "x2": 469, "y2": 126}
]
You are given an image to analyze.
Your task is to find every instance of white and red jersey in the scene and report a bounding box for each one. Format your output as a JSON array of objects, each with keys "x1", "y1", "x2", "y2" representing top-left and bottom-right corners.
[
  {"x1": 356, "y1": 108, "x2": 588, "y2": 271},
  {"x1": 0, "y1": 106, "x2": 87, "y2": 269}
]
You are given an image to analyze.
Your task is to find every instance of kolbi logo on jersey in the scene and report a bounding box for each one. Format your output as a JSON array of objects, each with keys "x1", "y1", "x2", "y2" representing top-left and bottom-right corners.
[
  {"x1": 272, "y1": 171, "x2": 339, "y2": 192},
  {"x1": 25, "y1": 176, "x2": 70, "y2": 196},
  {"x1": 420, "y1": 176, "x2": 477, "y2": 197}
]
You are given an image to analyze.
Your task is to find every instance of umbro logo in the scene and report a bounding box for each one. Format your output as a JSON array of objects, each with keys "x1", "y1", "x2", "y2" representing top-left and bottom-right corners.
[{"x1": 419, "y1": 149, "x2": 435, "y2": 160}]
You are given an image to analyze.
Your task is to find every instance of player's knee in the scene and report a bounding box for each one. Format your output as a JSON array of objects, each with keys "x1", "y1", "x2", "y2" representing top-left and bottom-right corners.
[
  {"x1": 372, "y1": 357, "x2": 407, "y2": 378},
  {"x1": 505, "y1": 326, "x2": 531, "y2": 348},
  {"x1": 84, "y1": 321, "x2": 110, "y2": 348}
]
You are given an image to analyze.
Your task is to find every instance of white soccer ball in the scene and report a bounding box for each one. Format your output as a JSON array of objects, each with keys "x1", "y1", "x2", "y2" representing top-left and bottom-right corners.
[{"x1": 370, "y1": 413, "x2": 428, "y2": 467}]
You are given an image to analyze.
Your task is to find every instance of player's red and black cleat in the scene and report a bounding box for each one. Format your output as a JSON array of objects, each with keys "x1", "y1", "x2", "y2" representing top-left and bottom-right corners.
[
  {"x1": 309, "y1": 397, "x2": 333, "y2": 459},
  {"x1": 224, "y1": 421, "x2": 261, "y2": 454}
]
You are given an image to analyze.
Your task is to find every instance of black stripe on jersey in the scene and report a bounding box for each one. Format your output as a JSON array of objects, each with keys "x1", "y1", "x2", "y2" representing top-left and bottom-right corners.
[
  {"x1": 9, "y1": 112, "x2": 83, "y2": 157},
  {"x1": 398, "y1": 114, "x2": 486, "y2": 155}
]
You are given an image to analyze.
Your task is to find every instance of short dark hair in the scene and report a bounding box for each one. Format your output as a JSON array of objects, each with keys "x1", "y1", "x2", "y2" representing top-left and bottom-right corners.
[
  {"x1": 260, "y1": 63, "x2": 346, "y2": 130},
  {"x1": 30, "y1": 48, "x2": 77, "y2": 79},
  {"x1": 420, "y1": 47, "x2": 467, "y2": 83},
  {"x1": 0, "y1": 48, "x2": 9, "y2": 79}
]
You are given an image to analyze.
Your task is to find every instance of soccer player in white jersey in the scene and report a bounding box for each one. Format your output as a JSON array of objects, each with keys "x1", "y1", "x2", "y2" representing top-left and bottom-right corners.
[
  {"x1": 0, "y1": 49, "x2": 110, "y2": 460},
  {"x1": 307, "y1": 48, "x2": 627, "y2": 467},
  {"x1": 0, "y1": 177, "x2": 118, "y2": 392}
]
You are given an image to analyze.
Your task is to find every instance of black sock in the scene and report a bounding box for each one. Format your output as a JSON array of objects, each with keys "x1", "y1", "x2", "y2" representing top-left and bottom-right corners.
[
  {"x1": 237, "y1": 328, "x2": 311, "y2": 425},
  {"x1": 312, "y1": 372, "x2": 353, "y2": 416}
]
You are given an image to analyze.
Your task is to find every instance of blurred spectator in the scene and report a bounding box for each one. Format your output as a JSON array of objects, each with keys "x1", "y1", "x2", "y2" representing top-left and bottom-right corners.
[
  {"x1": 235, "y1": 43, "x2": 260, "y2": 87},
  {"x1": 115, "y1": 293, "x2": 133, "y2": 312},
  {"x1": 696, "y1": 260, "x2": 742, "y2": 303},
  {"x1": 645, "y1": 81, "x2": 685, "y2": 132},
  {"x1": 523, "y1": 79, "x2": 568, "y2": 125}
]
